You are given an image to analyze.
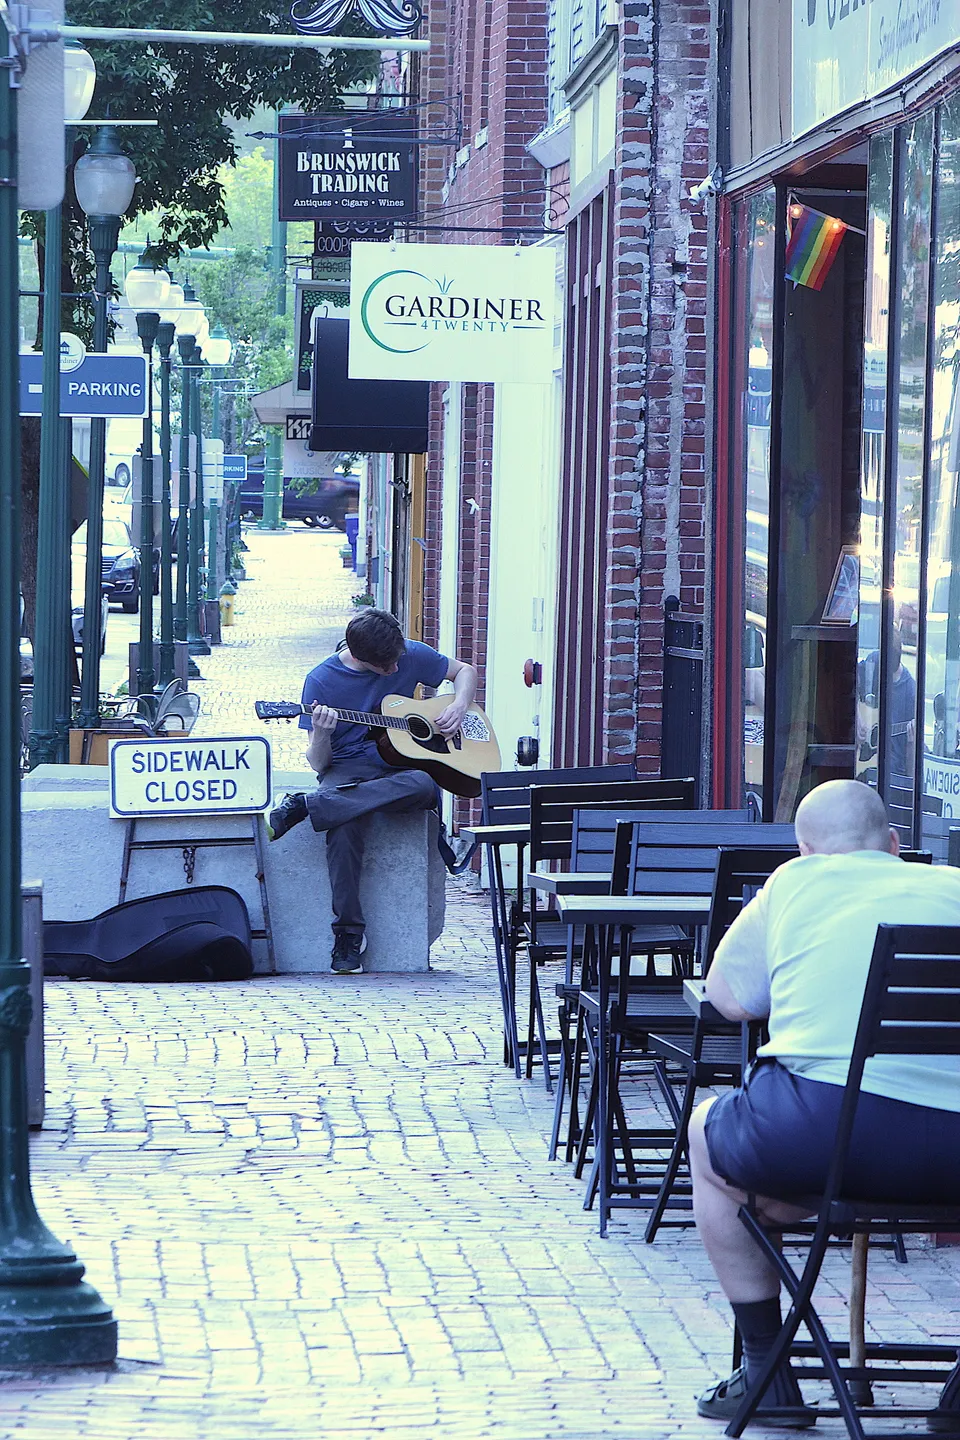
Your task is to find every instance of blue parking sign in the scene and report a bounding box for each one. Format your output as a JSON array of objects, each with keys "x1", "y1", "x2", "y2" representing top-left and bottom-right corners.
[
  {"x1": 20, "y1": 352, "x2": 148, "y2": 418},
  {"x1": 223, "y1": 455, "x2": 248, "y2": 483}
]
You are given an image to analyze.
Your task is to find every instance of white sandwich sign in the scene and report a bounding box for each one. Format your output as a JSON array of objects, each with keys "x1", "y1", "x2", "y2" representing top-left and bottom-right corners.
[{"x1": 109, "y1": 737, "x2": 272, "y2": 818}]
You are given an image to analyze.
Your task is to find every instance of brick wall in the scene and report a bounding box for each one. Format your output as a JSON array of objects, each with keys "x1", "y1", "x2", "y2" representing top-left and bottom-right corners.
[
  {"x1": 604, "y1": 0, "x2": 712, "y2": 770},
  {"x1": 419, "y1": 0, "x2": 549, "y2": 690},
  {"x1": 421, "y1": 0, "x2": 711, "y2": 781}
]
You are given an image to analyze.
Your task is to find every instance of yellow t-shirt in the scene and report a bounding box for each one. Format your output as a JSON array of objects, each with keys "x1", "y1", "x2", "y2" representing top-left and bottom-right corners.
[{"x1": 712, "y1": 850, "x2": 960, "y2": 1110}]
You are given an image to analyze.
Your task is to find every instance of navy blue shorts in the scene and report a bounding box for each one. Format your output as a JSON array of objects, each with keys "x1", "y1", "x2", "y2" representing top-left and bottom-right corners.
[{"x1": 704, "y1": 1058, "x2": 960, "y2": 1204}]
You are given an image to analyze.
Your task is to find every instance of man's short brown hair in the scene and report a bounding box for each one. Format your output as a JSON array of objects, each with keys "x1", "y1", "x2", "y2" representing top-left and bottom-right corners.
[{"x1": 345, "y1": 609, "x2": 405, "y2": 668}]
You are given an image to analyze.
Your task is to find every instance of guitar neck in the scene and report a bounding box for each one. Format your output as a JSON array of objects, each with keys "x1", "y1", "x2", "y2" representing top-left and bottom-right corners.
[{"x1": 298, "y1": 703, "x2": 407, "y2": 732}]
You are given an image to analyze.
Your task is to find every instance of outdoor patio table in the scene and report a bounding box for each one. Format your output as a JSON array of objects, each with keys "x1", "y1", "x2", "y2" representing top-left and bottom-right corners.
[
  {"x1": 682, "y1": 977, "x2": 725, "y2": 1024},
  {"x1": 462, "y1": 823, "x2": 530, "y2": 846},
  {"x1": 554, "y1": 892, "x2": 713, "y2": 1225},
  {"x1": 526, "y1": 870, "x2": 611, "y2": 896},
  {"x1": 556, "y1": 894, "x2": 713, "y2": 926}
]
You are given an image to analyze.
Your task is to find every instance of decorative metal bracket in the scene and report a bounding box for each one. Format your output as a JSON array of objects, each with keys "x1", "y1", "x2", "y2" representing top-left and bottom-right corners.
[{"x1": 290, "y1": 0, "x2": 422, "y2": 39}]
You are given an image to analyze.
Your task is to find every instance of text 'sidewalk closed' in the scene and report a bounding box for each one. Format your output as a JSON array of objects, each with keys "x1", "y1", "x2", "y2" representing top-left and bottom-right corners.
[{"x1": 109, "y1": 737, "x2": 272, "y2": 818}]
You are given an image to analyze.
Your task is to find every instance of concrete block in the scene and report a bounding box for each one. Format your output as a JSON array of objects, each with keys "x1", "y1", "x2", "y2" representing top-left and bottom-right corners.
[
  {"x1": 263, "y1": 807, "x2": 442, "y2": 973},
  {"x1": 21, "y1": 772, "x2": 445, "y2": 974}
]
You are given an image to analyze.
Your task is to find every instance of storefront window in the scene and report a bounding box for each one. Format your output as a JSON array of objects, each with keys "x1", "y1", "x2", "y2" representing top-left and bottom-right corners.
[
  {"x1": 733, "y1": 191, "x2": 775, "y2": 808},
  {"x1": 884, "y1": 114, "x2": 934, "y2": 841},
  {"x1": 856, "y1": 135, "x2": 893, "y2": 791},
  {"x1": 920, "y1": 95, "x2": 960, "y2": 848},
  {"x1": 773, "y1": 188, "x2": 864, "y2": 821}
]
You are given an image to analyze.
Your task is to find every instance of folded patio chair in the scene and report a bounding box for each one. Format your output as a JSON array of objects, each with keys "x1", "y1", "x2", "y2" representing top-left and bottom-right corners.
[{"x1": 44, "y1": 885, "x2": 253, "y2": 981}]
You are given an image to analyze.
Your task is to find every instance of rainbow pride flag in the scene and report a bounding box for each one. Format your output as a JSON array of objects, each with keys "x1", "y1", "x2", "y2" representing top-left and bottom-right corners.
[{"x1": 785, "y1": 203, "x2": 847, "y2": 291}]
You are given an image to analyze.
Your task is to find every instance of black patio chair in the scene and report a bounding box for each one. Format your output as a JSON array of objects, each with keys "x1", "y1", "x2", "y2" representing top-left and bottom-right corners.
[
  {"x1": 573, "y1": 820, "x2": 796, "y2": 1232},
  {"x1": 548, "y1": 805, "x2": 751, "y2": 1161},
  {"x1": 725, "y1": 922, "x2": 960, "y2": 1440},
  {"x1": 479, "y1": 765, "x2": 635, "y2": 1074},
  {"x1": 523, "y1": 777, "x2": 696, "y2": 1088},
  {"x1": 643, "y1": 845, "x2": 799, "y2": 1242}
]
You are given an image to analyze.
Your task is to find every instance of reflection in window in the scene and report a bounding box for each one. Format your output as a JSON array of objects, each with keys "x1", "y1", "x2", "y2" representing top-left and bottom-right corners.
[
  {"x1": 856, "y1": 134, "x2": 892, "y2": 791},
  {"x1": 884, "y1": 114, "x2": 934, "y2": 842},
  {"x1": 921, "y1": 96, "x2": 960, "y2": 852},
  {"x1": 736, "y1": 192, "x2": 775, "y2": 808}
]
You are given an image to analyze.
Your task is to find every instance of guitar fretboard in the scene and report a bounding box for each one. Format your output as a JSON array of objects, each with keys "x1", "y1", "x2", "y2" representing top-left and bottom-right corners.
[{"x1": 299, "y1": 704, "x2": 408, "y2": 732}]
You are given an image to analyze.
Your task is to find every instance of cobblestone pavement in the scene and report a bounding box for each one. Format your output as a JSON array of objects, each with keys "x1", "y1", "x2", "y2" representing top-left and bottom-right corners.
[
  {"x1": 192, "y1": 524, "x2": 359, "y2": 770},
  {"x1": 9, "y1": 529, "x2": 960, "y2": 1438}
]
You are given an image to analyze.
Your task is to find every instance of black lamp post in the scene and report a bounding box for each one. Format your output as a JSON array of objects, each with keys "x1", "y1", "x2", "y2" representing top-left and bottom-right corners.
[
  {"x1": 0, "y1": 45, "x2": 118, "y2": 1370},
  {"x1": 134, "y1": 311, "x2": 160, "y2": 699},
  {"x1": 73, "y1": 127, "x2": 136, "y2": 729},
  {"x1": 188, "y1": 347, "x2": 210, "y2": 657},
  {"x1": 155, "y1": 321, "x2": 176, "y2": 691},
  {"x1": 174, "y1": 332, "x2": 194, "y2": 651}
]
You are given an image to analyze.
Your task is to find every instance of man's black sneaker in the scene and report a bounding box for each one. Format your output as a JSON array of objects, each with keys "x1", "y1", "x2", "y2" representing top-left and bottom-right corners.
[
  {"x1": 697, "y1": 1366, "x2": 816, "y2": 1429},
  {"x1": 266, "y1": 792, "x2": 308, "y2": 841},
  {"x1": 331, "y1": 932, "x2": 367, "y2": 973}
]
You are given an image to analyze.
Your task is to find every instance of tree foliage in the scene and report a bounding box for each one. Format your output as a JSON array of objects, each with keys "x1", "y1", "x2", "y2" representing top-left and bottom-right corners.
[
  {"x1": 65, "y1": 0, "x2": 376, "y2": 259},
  {"x1": 191, "y1": 235, "x2": 292, "y2": 453}
]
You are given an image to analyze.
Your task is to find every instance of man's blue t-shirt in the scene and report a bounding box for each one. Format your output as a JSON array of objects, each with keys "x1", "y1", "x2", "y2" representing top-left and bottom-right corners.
[{"x1": 299, "y1": 640, "x2": 449, "y2": 764}]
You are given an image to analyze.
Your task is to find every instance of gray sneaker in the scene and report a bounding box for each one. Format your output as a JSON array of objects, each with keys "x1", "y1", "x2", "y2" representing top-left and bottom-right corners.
[
  {"x1": 331, "y1": 932, "x2": 367, "y2": 973},
  {"x1": 266, "y1": 792, "x2": 308, "y2": 841}
]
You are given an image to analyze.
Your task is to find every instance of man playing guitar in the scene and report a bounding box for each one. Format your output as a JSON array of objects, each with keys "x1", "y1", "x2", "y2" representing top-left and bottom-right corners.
[{"x1": 266, "y1": 608, "x2": 478, "y2": 974}]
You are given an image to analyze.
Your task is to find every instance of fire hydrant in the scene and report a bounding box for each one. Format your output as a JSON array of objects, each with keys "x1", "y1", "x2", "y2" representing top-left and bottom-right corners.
[{"x1": 219, "y1": 580, "x2": 237, "y2": 627}]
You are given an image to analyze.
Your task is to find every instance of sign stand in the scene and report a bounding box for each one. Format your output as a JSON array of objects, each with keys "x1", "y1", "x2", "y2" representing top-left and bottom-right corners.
[{"x1": 117, "y1": 816, "x2": 276, "y2": 974}]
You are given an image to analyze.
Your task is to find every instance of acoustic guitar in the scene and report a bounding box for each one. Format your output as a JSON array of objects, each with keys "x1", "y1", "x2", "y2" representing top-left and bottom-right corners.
[{"x1": 254, "y1": 694, "x2": 501, "y2": 799}]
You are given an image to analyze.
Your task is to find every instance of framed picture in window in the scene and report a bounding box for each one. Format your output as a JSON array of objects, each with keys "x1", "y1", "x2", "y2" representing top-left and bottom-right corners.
[{"x1": 821, "y1": 545, "x2": 860, "y2": 625}]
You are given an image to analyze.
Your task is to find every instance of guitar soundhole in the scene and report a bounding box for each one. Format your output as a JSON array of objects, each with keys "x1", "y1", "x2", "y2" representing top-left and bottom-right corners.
[{"x1": 406, "y1": 714, "x2": 434, "y2": 742}]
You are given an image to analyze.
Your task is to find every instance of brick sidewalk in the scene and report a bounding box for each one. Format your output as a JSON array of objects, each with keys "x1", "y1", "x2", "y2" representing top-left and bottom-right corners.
[{"x1": 9, "y1": 530, "x2": 959, "y2": 1439}]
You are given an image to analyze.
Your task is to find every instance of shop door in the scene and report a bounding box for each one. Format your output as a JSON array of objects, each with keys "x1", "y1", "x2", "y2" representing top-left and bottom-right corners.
[{"x1": 770, "y1": 184, "x2": 867, "y2": 821}]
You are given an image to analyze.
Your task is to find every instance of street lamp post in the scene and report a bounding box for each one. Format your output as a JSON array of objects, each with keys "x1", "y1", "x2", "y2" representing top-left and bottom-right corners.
[
  {"x1": 155, "y1": 321, "x2": 177, "y2": 690},
  {"x1": 73, "y1": 126, "x2": 136, "y2": 729},
  {"x1": 189, "y1": 352, "x2": 210, "y2": 655},
  {"x1": 204, "y1": 326, "x2": 232, "y2": 623},
  {"x1": 29, "y1": 44, "x2": 97, "y2": 767},
  {"x1": 134, "y1": 311, "x2": 160, "y2": 698},
  {"x1": 28, "y1": 206, "x2": 67, "y2": 768},
  {"x1": 174, "y1": 332, "x2": 194, "y2": 653},
  {"x1": 259, "y1": 126, "x2": 286, "y2": 532},
  {"x1": 0, "y1": 45, "x2": 117, "y2": 1370}
]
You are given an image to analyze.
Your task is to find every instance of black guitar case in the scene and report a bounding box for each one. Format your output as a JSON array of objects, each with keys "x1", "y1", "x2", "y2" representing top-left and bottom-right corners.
[{"x1": 44, "y1": 886, "x2": 254, "y2": 982}]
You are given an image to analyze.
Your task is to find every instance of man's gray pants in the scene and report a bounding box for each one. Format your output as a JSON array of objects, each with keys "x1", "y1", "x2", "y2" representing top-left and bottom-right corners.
[{"x1": 304, "y1": 756, "x2": 437, "y2": 936}]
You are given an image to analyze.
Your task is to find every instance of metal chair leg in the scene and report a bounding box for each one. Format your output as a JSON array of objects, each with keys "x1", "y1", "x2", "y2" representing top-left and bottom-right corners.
[{"x1": 564, "y1": 1008, "x2": 587, "y2": 1163}]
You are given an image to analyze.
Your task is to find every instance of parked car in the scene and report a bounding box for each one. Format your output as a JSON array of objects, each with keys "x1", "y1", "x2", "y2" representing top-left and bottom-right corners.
[
  {"x1": 19, "y1": 592, "x2": 106, "y2": 681},
  {"x1": 239, "y1": 465, "x2": 359, "y2": 530},
  {"x1": 71, "y1": 518, "x2": 158, "y2": 615}
]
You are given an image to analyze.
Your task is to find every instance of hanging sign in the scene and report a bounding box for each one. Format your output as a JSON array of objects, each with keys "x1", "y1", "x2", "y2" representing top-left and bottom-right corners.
[
  {"x1": 290, "y1": 0, "x2": 423, "y2": 38},
  {"x1": 314, "y1": 219, "x2": 394, "y2": 255},
  {"x1": 348, "y1": 242, "x2": 557, "y2": 384},
  {"x1": 109, "y1": 735, "x2": 272, "y2": 817},
  {"x1": 793, "y1": 0, "x2": 959, "y2": 138},
  {"x1": 296, "y1": 277, "x2": 351, "y2": 391},
  {"x1": 286, "y1": 415, "x2": 313, "y2": 441},
  {"x1": 278, "y1": 112, "x2": 417, "y2": 223}
]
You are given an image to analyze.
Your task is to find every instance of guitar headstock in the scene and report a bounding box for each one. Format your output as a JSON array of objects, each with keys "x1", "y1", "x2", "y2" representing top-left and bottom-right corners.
[{"x1": 255, "y1": 701, "x2": 302, "y2": 721}]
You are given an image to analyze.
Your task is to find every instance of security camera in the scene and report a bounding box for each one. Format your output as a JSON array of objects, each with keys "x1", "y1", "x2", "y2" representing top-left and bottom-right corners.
[{"x1": 688, "y1": 167, "x2": 723, "y2": 203}]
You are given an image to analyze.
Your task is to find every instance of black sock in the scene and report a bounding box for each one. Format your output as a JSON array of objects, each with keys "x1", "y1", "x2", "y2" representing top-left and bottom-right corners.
[{"x1": 732, "y1": 1298, "x2": 804, "y2": 1408}]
